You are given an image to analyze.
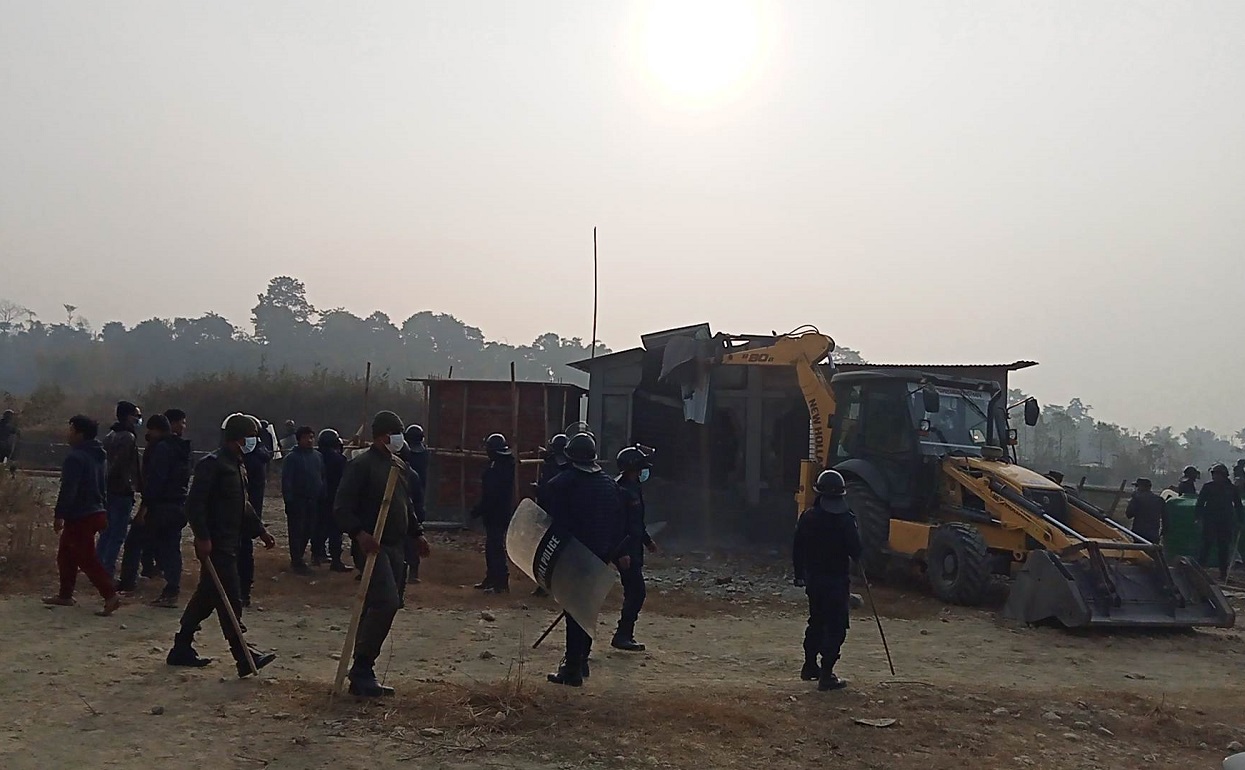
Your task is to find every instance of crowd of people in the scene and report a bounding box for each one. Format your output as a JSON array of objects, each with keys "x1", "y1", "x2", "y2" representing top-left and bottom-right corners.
[{"x1": 40, "y1": 399, "x2": 703, "y2": 696}]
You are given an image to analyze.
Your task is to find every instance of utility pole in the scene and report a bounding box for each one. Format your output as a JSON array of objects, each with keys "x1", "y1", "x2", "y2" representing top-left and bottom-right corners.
[{"x1": 591, "y1": 226, "x2": 598, "y2": 360}]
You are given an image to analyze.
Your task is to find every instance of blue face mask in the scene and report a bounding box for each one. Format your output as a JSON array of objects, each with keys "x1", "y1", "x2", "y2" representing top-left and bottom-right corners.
[
  {"x1": 639, "y1": 469, "x2": 651, "y2": 483},
  {"x1": 243, "y1": 437, "x2": 258, "y2": 454}
]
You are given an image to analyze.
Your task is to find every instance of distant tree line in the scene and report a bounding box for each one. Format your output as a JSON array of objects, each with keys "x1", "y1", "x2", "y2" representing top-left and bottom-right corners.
[
  {"x1": 0, "y1": 276, "x2": 602, "y2": 400},
  {"x1": 1011, "y1": 391, "x2": 1245, "y2": 486}
]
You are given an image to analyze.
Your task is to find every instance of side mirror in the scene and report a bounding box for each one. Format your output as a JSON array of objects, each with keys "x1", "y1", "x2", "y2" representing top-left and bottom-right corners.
[
  {"x1": 1024, "y1": 398, "x2": 1040, "y2": 427},
  {"x1": 922, "y1": 385, "x2": 941, "y2": 414}
]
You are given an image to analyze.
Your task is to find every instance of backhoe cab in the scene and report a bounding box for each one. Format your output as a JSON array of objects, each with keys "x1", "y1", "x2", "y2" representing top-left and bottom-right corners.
[{"x1": 830, "y1": 371, "x2": 1233, "y2": 629}]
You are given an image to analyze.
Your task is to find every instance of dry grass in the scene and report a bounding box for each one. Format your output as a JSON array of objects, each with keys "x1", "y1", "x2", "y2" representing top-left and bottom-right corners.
[
  {"x1": 0, "y1": 473, "x2": 54, "y2": 589},
  {"x1": 264, "y1": 674, "x2": 1245, "y2": 769}
]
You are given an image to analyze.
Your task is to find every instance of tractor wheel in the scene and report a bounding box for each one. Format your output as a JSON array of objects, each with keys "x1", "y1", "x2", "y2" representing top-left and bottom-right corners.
[
  {"x1": 845, "y1": 480, "x2": 890, "y2": 575},
  {"x1": 926, "y1": 523, "x2": 991, "y2": 606}
]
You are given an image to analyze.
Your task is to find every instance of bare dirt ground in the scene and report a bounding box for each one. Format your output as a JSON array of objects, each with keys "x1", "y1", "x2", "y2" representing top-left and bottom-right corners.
[{"x1": 4, "y1": 506, "x2": 1245, "y2": 769}]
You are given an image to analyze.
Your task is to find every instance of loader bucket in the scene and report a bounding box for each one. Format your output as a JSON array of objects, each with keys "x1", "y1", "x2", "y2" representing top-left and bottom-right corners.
[{"x1": 1003, "y1": 547, "x2": 1235, "y2": 629}]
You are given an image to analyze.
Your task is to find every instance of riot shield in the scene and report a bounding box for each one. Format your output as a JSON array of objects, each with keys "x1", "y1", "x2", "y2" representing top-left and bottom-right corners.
[{"x1": 507, "y1": 499, "x2": 617, "y2": 639}]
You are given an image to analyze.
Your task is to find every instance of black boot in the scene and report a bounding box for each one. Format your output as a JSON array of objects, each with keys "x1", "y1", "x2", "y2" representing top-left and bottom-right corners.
[
  {"x1": 291, "y1": 561, "x2": 313, "y2": 576},
  {"x1": 611, "y1": 635, "x2": 646, "y2": 652},
  {"x1": 473, "y1": 577, "x2": 493, "y2": 590},
  {"x1": 581, "y1": 656, "x2": 591, "y2": 679},
  {"x1": 531, "y1": 586, "x2": 549, "y2": 598},
  {"x1": 167, "y1": 632, "x2": 213, "y2": 668},
  {"x1": 484, "y1": 579, "x2": 509, "y2": 595},
  {"x1": 329, "y1": 560, "x2": 352, "y2": 573},
  {"x1": 800, "y1": 660, "x2": 821, "y2": 681},
  {"x1": 236, "y1": 647, "x2": 277, "y2": 678},
  {"x1": 348, "y1": 661, "x2": 395, "y2": 697},
  {"x1": 818, "y1": 671, "x2": 848, "y2": 692},
  {"x1": 547, "y1": 661, "x2": 583, "y2": 688}
]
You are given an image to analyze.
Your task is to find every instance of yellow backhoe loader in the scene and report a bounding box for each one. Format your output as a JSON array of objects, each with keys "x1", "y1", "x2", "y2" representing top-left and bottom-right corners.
[{"x1": 675, "y1": 326, "x2": 1233, "y2": 629}]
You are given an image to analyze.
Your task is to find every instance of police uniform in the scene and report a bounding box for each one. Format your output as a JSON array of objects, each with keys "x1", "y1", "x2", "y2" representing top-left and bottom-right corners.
[{"x1": 792, "y1": 479, "x2": 862, "y2": 691}]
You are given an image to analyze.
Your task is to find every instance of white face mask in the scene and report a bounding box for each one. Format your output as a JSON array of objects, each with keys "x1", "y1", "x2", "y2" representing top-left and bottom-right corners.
[
  {"x1": 243, "y1": 437, "x2": 258, "y2": 454},
  {"x1": 388, "y1": 433, "x2": 405, "y2": 453}
]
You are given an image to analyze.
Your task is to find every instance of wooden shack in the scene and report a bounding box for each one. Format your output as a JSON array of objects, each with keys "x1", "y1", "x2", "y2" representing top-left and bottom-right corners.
[{"x1": 413, "y1": 377, "x2": 585, "y2": 521}]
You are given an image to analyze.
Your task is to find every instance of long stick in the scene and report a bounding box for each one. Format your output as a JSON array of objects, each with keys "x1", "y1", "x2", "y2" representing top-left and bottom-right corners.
[
  {"x1": 1227, "y1": 529, "x2": 1243, "y2": 583},
  {"x1": 359, "y1": 362, "x2": 372, "y2": 443},
  {"x1": 591, "y1": 226, "x2": 598, "y2": 359},
  {"x1": 859, "y1": 563, "x2": 895, "y2": 676},
  {"x1": 203, "y1": 555, "x2": 258, "y2": 676},
  {"x1": 532, "y1": 611, "x2": 566, "y2": 650},
  {"x1": 332, "y1": 463, "x2": 401, "y2": 696}
]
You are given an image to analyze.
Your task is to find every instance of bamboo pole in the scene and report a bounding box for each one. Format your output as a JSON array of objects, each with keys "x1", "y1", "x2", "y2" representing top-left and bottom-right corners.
[
  {"x1": 331, "y1": 463, "x2": 401, "y2": 697},
  {"x1": 511, "y1": 362, "x2": 519, "y2": 501},
  {"x1": 203, "y1": 556, "x2": 258, "y2": 677}
]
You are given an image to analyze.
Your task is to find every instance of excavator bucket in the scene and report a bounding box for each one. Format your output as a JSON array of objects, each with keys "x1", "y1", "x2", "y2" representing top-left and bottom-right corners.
[{"x1": 1003, "y1": 544, "x2": 1235, "y2": 629}]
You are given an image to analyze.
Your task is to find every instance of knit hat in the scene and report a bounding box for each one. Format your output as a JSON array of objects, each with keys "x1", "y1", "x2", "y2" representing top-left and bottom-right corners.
[
  {"x1": 223, "y1": 413, "x2": 259, "y2": 442},
  {"x1": 371, "y1": 410, "x2": 403, "y2": 436}
]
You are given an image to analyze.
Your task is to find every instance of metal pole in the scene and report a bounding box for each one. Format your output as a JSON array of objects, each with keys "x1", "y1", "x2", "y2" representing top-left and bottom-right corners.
[
  {"x1": 591, "y1": 226, "x2": 598, "y2": 360},
  {"x1": 859, "y1": 562, "x2": 896, "y2": 676},
  {"x1": 533, "y1": 611, "x2": 566, "y2": 650}
]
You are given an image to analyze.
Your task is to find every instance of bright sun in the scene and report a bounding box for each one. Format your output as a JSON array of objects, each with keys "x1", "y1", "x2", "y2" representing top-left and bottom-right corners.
[{"x1": 636, "y1": 0, "x2": 773, "y2": 108}]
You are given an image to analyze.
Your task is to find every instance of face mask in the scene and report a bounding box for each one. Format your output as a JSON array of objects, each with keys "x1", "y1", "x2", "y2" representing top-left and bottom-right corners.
[
  {"x1": 243, "y1": 437, "x2": 258, "y2": 454},
  {"x1": 133, "y1": 417, "x2": 143, "y2": 429},
  {"x1": 389, "y1": 434, "x2": 406, "y2": 453},
  {"x1": 639, "y1": 469, "x2": 651, "y2": 483}
]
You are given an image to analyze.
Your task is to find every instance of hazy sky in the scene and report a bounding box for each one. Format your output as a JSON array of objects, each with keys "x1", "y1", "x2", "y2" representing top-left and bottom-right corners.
[{"x1": 3, "y1": 1, "x2": 1244, "y2": 434}]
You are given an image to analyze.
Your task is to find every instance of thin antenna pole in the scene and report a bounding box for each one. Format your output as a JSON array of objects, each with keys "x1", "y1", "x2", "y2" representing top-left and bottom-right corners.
[{"x1": 591, "y1": 226, "x2": 598, "y2": 360}]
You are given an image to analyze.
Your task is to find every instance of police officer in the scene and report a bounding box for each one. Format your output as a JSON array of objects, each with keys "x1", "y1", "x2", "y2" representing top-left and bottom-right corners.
[
  {"x1": 1177, "y1": 466, "x2": 1201, "y2": 496},
  {"x1": 612, "y1": 445, "x2": 658, "y2": 652},
  {"x1": 792, "y1": 470, "x2": 861, "y2": 692},
  {"x1": 1196, "y1": 463, "x2": 1244, "y2": 583},
  {"x1": 167, "y1": 413, "x2": 278, "y2": 677},
  {"x1": 334, "y1": 411, "x2": 431, "y2": 697},
  {"x1": 240, "y1": 422, "x2": 273, "y2": 607},
  {"x1": 399, "y1": 424, "x2": 429, "y2": 586},
  {"x1": 1124, "y1": 478, "x2": 1164, "y2": 543},
  {"x1": 543, "y1": 433, "x2": 628, "y2": 687},
  {"x1": 317, "y1": 429, "x2": 351, "y2": 572},
  {"x1": 470, "y1": 433, "x2": 516, "y2": 594},
  {"x1": 536, "y1": 434, "x2": 570, "y2": 496}
]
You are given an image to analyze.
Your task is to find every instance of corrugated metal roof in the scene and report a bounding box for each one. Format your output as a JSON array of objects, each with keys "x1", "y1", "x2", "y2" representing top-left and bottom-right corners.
[{"x1": 837, "y1": 361, "x2": 1039, "y2": 371}]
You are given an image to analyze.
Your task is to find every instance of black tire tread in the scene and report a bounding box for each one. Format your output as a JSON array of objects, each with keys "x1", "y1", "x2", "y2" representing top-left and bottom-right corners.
[
  {"x1": 927, "y1": 522, "x2": 990, "y2": 606},
  {"x1": 845, "y1": 480, "x2": 890, "y2": 575}
]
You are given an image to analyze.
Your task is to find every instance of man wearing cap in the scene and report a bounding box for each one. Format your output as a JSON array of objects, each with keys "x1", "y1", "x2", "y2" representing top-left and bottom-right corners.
[
  {"x1": 334, "y1": 411, "x2": 431, "y2": 697},
  {"x1": 98, "y1": 400, "x2": 144, "y2": 578},
  {"x1": 1124, "y1": 478, "x2": 1164, "y2": 544},
  {"x1": 470, "y1": 433, "x2": 516, "y2": 594},
  {"x1": 167, "y1": 413, "x2": 278, "y2": 677},
  {"x1": 543, "y1": 432, "x2": 628, "y2": 687}
]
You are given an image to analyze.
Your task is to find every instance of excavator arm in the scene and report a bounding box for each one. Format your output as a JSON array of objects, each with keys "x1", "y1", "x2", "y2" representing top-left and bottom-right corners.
[{"x1": 715, "y1": 327, "x2": 837, "y2": 512}]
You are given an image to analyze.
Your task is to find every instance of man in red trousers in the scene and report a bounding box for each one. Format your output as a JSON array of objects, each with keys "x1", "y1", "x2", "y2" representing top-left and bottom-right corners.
[{"x1": 44, "y1": 415, "x2": 121, "y2": 616}]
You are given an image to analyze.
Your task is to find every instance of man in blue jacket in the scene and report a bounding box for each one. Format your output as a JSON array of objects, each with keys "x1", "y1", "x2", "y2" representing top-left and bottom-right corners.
[
  {"x1": 43, "y1": 415, "x2": 121, "y2": 616},
  {"x1": 282, "y1": 426, "x2": 325, "y2": 574}
]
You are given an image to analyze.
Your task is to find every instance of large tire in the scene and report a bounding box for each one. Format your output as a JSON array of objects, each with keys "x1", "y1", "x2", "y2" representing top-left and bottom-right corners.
[
  {"x1": 926, "y1": 523, "x2": 990, "y2": 606},
  {"x1": 845, "y1": 480, "x2": 890, "y2": 575}
]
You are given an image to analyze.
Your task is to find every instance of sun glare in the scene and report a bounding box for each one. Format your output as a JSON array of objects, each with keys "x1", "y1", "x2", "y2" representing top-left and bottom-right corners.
[{"x1": 636, "y1": 0, "x2": 773, "y2": 108}]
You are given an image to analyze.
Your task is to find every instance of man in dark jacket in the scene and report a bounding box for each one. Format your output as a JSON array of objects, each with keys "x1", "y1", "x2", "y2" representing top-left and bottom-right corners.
[
  {"x1": 1125, "y1": 478, "x2": 1165, "y2": 544},
  {"x1": 792, "y1": 470, "x2": 862, "y2": 692},
  {"x1": 471, "y1": 433, "x2": 516, "y2": 593},
  {"x1": 97, "y1": 400, "x2": 143, "y2": 578},
  {"x1": 543, "y1": 433, "x2": 628, "y2": 687},
  {"x1": 282, "y1": 426, "x2": 325, "y2": 574},
  {"x1": 1196, "y1": 463, "x2": 1245, "y2": 582},
  {"x1": 116, "y1": 415, "x2": 169, "y2": 594},
  {"x1": 143, "y1": 415, "x2": 193, "y2": 606},
  {"x1": 240, "y1": 424, "x2": 273, "y2": 606},
  {"x1": 167, "y1": 413, "x2": 277, "y2": 677},
  {"x1": 334, "y1": 410, "x2": 431, "y2": 697},
  {"x1": 399, "y1": 424, "x2": 429, "y2": 587},
  {"x1": 536, "y1": 434, "x2": 570, "y2": 497},
  {"x1": 43, "y1": 415, "x2": 121, "y2": 616},
  {"x1": 316, "y1": 428, "x2": 351, "y2": 572},
  {"x1": 0, "y1": 409, "x2": 18, "y2": 466},
  {"x1": 612, "y1": 445, "x2": 658, "y2": 652},
  {"x1": 1177, "y1": 466, "x2": 1201, "y2": 497}
]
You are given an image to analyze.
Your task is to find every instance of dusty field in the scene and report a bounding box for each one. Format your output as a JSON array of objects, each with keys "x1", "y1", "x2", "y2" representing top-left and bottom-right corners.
[{"x1": 3, "y1": 510, "x2": 1245, "y2": 769}]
